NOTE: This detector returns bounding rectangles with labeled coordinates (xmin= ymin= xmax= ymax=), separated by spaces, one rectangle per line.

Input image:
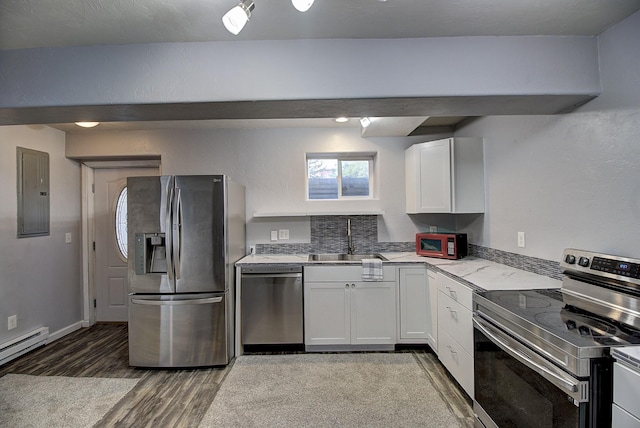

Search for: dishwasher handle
xmin=241 ymin=273 xmax=302 ymax=279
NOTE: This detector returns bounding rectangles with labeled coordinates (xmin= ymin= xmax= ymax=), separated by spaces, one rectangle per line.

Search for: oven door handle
xmin=473 ymin=316 xmax=587 ymax=401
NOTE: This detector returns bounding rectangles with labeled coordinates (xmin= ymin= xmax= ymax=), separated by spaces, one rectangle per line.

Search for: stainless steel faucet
xmin=347 ymin=218 xmax=355 ymax=255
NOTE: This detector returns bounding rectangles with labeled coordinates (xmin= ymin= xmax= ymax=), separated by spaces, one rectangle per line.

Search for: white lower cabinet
xmin=397 ymin=267 xmax=437 ymax=351
xmin=304 ymin=266 xmax=396 ymax=348
xmin=436 ymin=272 xmax=474 ymax=399
xmin=613 ymin=362 xmax=640 ymax=428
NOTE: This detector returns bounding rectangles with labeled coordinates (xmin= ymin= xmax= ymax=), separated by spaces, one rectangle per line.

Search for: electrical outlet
xmin=517 ymin=231 xmax=526 ymax=248
xmin=249 ymin=245 xmax=256 ymax=255
xmin=429 ymin=226 xmax=437 ymax=233
xmin=8 ymin=315 xmax=17 ymax=330
xmin=270 ymin=230 xmax=278 ymax=241
xmin=278 ymin=229 xmax=289 ymax=240
xmin=65 ymin=232 xmax=72 ymax=243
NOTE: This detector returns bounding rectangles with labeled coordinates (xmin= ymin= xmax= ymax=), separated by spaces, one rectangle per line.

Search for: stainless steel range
xmin=473 ymin=248 xmax=640 ymax=428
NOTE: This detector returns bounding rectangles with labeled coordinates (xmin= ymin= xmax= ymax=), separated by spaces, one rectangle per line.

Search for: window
xmin=114 ymin=186 xmax=128 ymax=259
xmin=307 ymin=153 xmax=375 ymax=200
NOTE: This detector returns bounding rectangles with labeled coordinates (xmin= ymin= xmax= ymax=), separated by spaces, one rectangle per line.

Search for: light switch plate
xmin=270 ymin=230 xmax=278 ymax=241
xmin=278 ymin=229 xmax=289 ymax=240
xmin=65 ymin=232 xmax=72 ymax=243
xmin=8 ymin=315 xmax=17 ymax=330
xmin=517 ymin=231 xmax=526 ymax=248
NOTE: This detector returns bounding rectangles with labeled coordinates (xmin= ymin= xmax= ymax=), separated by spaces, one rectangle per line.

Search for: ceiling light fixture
xmin=291 ymin=0 xmax=314 ymax=12
xmin=222 ymin=0 xmax=255 ymax=35
xmin=334 ymin=117 xmax=349 ymax=123
xmin=74 ymin=121 xmax=99 ymax=128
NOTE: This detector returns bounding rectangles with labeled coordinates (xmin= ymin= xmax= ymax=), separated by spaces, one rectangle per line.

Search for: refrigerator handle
xmin=131 ymin=296 xmax=224 ymax=306
xmin=173 ymin=188 xmax=182 ymax=280
xmin=165 ymin=183 xmax=175 ymax=282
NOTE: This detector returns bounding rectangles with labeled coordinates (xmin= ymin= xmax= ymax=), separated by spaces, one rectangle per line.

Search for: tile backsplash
xmin=256 ymin=215 xmax=413 ymax=255
xmin=255 ymin=215 xmax=561 ymax=280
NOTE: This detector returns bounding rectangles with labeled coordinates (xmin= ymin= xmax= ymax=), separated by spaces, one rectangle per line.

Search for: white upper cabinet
xmin=405 ymin=138 xmax=484 ymax=214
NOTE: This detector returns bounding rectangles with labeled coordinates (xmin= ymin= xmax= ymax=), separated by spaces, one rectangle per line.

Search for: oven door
xmin=473 ymin=315 xmax=592 ymax=428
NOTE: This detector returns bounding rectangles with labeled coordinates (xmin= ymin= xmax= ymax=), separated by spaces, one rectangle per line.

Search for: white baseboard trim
xmin=81 ymin=319 xmax=91 ymax=328
xmin=47 ymin=321 xmax=84 ymax=344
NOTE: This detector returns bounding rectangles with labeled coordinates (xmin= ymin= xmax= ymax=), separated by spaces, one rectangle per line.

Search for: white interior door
xmin=94 ymin=167 xmax=159 ymax=321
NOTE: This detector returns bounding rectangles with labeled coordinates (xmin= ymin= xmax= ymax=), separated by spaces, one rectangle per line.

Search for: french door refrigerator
xmin=127 ymin=175 xmax=245 ymax=367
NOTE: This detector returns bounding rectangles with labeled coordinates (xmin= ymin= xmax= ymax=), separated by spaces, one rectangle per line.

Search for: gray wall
xmin=455 ymin=10 xmax=640 ymax=260
xmin=66 ymin=127 xmax=451 ymax=250
xmin=0 ymin=125 xmax=82 ymax=345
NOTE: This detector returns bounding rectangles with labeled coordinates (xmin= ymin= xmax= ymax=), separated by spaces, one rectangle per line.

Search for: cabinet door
xmin=351 ymin=282 xmax=396 ymax=345
xmin=304 ymin=282 xmax=351 ymax=346
xmin=399 ymin=268 xmax=429 ymax=341
xmin=417 ymin=139 xmax=452 ymax=212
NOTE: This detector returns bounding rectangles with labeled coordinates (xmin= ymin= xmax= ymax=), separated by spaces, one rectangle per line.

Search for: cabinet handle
xmin=351 ymin=283 xmax=355 ymax=288
xmin=346 ymin=284 xmax=349 ymax=288
xmin=446 ymin=306 xmax=457 ymax=317
xmin=449 ymin=290 xmax=457 ymax=299
xmin=447 ymin=345 xmax=457 ymax=354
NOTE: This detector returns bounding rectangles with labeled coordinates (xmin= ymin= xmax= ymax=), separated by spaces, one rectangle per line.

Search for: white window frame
xmin=305 ymin=152 xmax=376 ymax=201
xmin=114 ymin=184 xmax=128 ymax=261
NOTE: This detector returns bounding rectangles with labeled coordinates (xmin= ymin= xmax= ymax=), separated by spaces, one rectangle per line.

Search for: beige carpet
xmin=0 ymin=374 xmax=139 ymax=428
xmin=199 ymin=353 xmax=463 ymax=427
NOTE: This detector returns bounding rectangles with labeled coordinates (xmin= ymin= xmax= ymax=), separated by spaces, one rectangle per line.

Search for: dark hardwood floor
xmin=0 ymin=323 xmax=474 ymax=427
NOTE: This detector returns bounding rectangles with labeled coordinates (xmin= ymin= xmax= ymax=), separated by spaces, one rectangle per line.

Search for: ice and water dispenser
xmin=134 ymin=233 xmax=167 ymax=274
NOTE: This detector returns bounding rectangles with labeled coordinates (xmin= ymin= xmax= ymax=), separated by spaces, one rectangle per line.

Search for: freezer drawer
xmin=128 ymin=293 xmax=231 ymax=367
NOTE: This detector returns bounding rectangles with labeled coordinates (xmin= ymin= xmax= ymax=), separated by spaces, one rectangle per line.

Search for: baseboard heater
xmin=0 ymin=327 xmax=49 ymax=366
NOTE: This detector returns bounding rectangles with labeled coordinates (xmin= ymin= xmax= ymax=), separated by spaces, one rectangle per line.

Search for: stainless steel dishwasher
xmin=240 ymin=265 xmax=303 ymax=347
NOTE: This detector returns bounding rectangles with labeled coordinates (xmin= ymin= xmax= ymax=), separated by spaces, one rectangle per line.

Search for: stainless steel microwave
xmin=415 ymin=233 xmax=468 ymax=259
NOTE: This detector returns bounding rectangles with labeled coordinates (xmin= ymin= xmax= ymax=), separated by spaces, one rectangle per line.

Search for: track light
xmin=292 ymin=0 xmax=314 ymax=12
xmin=222 ymin=0 xmax=255 ymax=35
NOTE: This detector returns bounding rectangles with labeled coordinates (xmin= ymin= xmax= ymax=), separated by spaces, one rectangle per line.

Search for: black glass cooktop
xmin=477 ymin=288 xmax=640 ymax=349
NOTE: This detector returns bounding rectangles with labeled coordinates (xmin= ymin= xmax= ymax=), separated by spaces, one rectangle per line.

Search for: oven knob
xmin=564 ymin=254 xmax=576 ymax=264
xmin=578 ymin=257 xmax=590 ymax=267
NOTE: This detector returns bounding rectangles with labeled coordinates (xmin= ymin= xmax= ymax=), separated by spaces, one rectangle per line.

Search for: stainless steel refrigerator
xmin=127 ymin=175 xmax=245 ymax=367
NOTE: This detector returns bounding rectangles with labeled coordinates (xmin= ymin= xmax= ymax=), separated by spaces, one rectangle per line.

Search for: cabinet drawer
xmin=614 ymin=362 xmax=640 ymax=420
xmin=304 ymin=265 xmax=395 ymax=282
xmin=438 ymin=293 xmax=473 ymax=354
xmin=437 ymin=273 xmax=472 ymax=310
xmin=438 ymin=329 xmax=474 ymax=399
xmin=612 ymin=404 xmax=640 ymax=428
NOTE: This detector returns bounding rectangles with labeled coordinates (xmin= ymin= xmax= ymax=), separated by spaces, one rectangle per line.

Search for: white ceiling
xmin=2 ymin=0 xmax=640 ymax=134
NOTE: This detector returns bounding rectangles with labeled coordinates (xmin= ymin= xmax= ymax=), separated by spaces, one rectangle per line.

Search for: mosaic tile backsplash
xmin=255 ymin=215 xmax=414 ymax=256
xmin=256 ymin=215 xmax=562 ymax=280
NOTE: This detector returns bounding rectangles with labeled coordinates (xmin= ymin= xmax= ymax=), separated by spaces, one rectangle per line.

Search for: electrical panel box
xmin=17 ymin=147 xmax=50 ymax=238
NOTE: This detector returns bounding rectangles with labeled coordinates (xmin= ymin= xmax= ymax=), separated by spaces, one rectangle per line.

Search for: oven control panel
xmin=561 ymin=248 xmax=640 ymax=285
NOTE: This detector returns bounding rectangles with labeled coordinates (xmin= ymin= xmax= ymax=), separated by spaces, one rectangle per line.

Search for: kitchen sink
xmin=308 ymin=253 xmax=388 ymax=262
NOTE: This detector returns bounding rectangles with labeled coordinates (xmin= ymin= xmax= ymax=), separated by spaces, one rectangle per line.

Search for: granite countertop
xmin=236 ymin=252 xmax=562 ymax=292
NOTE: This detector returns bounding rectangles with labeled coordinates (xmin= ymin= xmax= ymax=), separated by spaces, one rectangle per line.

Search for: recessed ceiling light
xmin=334 ymin=117 xmax=349 ymax=123
xmin=74 ymin=122 xmax=99 ymax=128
